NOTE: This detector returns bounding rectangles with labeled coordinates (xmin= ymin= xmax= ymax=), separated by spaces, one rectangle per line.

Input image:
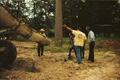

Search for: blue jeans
xmin=75 ymin=46 xmax=83 ymax=64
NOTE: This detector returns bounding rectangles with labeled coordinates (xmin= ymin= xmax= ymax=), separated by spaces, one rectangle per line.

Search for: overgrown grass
xmin=95 ymin=43 xmax=102 ymax=48
xmin=95 ymin=35 xmax=120 ymax=42
xmin=45 ymin=45 xmax=68 ymax=52
xmin=44 ymin=37 xmax=69 ymax=52
xmin=29 ymin=37 xmax=69 ymax=52
xmin=14 ymin=36 xmax=120 ymax=53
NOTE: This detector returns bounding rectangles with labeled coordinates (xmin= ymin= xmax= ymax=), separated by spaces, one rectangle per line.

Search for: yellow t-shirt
xmin=72 ymin=30 xmax=87 ymax=47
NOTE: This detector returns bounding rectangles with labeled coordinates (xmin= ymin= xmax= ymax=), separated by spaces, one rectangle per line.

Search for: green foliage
xmin=1 ymin=0 xmax=120 ymax=37
xmin=62 ymin=1 xmax=120 ymax=37
xmin=95 ymin=37 xmax=107 ymax=42
xmin=45 ymin=45 xmax=68 ymax=52
xmin=11 ymin=37 xmax=120 ymax=53
xmin=96 ymin=35 xmax=120 ymax=42
xmin=85 ymin=44 xmax=89 ymax=50
xmin=110 ymin=34 xmax=114 ymax=38
xmin=45 ymin=37 xmax=120 ymax=52
xmin=44 ymin=37 xmax=69 ymax=52
xmin=62 ymin=37 xmax=69 ymax=44
xmin=95 ymin=43 xmax=102 ymax=49
xmin=103 ymin=49 xmax=109 ymax=53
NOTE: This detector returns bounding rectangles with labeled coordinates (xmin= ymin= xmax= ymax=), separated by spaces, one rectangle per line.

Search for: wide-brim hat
xmin=40 ymin=29 xmax=45 ymax=32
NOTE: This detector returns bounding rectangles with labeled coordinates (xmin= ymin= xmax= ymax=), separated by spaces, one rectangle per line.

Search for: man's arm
xmin=62 ymin=25 xmax=73 ymax=32
xmin=84 ymin=34 xmax=87 ymax=44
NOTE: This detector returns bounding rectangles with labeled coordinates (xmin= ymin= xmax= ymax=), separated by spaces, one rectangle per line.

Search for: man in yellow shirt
xmin=62 ymin=25 xmax=86 ymax=64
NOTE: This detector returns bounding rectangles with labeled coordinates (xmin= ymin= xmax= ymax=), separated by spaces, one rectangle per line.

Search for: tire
xmin=0 ymin=40 xmax=17 ymax=67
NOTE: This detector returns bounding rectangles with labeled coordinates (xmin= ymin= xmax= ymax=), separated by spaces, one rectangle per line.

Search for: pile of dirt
xmin=97 ymin=40 xmax=120 ymax=49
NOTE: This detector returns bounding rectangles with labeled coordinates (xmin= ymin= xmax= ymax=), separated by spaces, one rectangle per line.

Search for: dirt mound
xmin=97 ymin=40 xmax=120 ymax=49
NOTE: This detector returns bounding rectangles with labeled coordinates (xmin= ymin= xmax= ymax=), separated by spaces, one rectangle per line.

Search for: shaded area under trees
xmin=0 ymin=0 xmax=120 ymax=38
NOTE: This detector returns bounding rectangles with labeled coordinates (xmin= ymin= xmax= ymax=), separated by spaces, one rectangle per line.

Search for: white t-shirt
xmin=72 ymin=30 xmax=87 ymax=47
xmin=88 ymin=30 xmax=95 ymax=43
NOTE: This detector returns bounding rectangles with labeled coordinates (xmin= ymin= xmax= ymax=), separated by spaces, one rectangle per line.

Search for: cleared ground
xmin=0 ymin=41 xmax=120 ymax=80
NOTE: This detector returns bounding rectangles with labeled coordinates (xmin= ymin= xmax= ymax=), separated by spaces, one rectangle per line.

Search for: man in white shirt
xmin=86 ymin=26 xmax=95 ymax=62
xmin=62 ymin=25 xmax=86 ymax=64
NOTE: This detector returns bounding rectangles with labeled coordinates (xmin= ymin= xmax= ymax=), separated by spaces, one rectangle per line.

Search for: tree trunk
xmin=44 ymin=0 xmax=48 ymax=37
xmin=55 ymin=0 xmax=63 ymax=47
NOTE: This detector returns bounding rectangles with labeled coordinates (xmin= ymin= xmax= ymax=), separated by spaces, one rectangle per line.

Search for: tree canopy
xmin=0 ymin=0 xmax=120 ymax=37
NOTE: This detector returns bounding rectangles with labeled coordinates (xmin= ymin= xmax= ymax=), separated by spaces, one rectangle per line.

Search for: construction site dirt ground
xmin=0 ymin=41 xmax=120 ymax=80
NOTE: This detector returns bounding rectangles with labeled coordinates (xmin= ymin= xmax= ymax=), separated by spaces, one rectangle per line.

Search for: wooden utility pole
xmin=55 ymin=0 xmax=63 ymax=47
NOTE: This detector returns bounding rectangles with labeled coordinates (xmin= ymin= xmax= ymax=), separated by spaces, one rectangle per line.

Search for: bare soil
xmin=0 ymin=41 xmax=120 ymax=80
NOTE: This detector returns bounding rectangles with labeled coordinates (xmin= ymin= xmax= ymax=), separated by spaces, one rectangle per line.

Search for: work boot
xmin=38 ymin=54 xmax=40 ymax=57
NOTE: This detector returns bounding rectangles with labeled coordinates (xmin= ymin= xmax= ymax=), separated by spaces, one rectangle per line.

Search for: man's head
xmin=77 ymin=28 xmax=82 ymax=31
xmin=40 ymin=29 xmax=45 ymax=34
xmin=86 ymin=26 xmax=90 ymax=32
xmin=69 ymin=32 xmax=72 ymax=36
